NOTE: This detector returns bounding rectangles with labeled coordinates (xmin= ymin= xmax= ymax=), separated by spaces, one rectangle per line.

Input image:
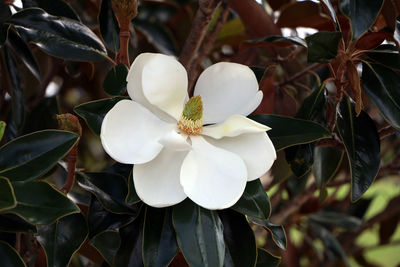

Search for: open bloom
xmin=100 ymin=53 xmax=276 ymax=210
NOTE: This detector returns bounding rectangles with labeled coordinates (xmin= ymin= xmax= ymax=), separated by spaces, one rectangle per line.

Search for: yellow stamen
xmin=178 ymin=96 xmax=203 ymax=135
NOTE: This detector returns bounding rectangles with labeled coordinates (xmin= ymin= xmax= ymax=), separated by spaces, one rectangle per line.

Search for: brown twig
xmin=278 ymin=63 xmax=322 ymax=88
xmin=62 ymin=144 xmax=78 ymax=193
xmin=187 ymin=0 xmax=231 ymax=92
xmin=179 ymin=0 xmax=221 ymax=74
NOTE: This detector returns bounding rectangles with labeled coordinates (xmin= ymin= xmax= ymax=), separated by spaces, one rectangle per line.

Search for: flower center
xmin=177 ymin=95 xmax=203 ymax=135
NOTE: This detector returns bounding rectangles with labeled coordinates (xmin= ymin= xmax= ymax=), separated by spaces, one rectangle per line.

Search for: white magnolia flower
xmin=100 ymin=53 xmax=276 ymax=210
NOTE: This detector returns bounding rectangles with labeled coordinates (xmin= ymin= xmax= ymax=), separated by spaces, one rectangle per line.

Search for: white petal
xmin=180 ymin=136 xmax=247 ymax=210
xmin=133 ymin=148 xmax=187 ymax=207
xmin=159 ymin=130 xmax=191 ymax=151
xmin=100 ymin=100 xmax=174 ymax=164
xmin=202 ymin=114 xmax=270 ymax=139
xmin=142 ymin=54 xmax=188 ymax=120
xmin=237 ymin=90 xmax=263 ymax=116
xmin=194 ymin=62 xmax=261 ymax=124
xmin=206 ymin=132 xmax=276 ymax=181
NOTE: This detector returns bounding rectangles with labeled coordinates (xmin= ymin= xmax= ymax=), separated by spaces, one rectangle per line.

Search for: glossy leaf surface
xmin=219 ymin=210 xmax=256 ymax=267
xmin=77 ymin=172 xmax=136 ymax=214
xmin=0 ymin=241 xmax=26 ymax=267
xmin=305 ymin=31 xmax=342 ymax=63
xmin=90 ymin=230 xmax=121 ymax=266
xmin=0 ymin=176 xmax=16 ymax=212
xmin=99 ymin=0 xmax=119 ymax=51
xmin=244 ymin=36 xmax=306 ymax=48
xmin=114 ymin=211 xmax=145 ymax=267
xmin=6 ymin=29 xmax=40 ymax=80
xmin=256 ymin=249 xmax=281 ymax=267
xmin=0 ymin=130 xmax=79 ymax=182
xmin=251 ymin=115 xmax=330 ymax=151
xmin=248 ymin=218 xmax=287 ymax=250
xmin=36 ymin=213 xmax=88 ymax=267
xmin=7 ymin=8 xmax=107 ymax=61
xmin=28 ymin=0 xmax=80 ymax=21
xmin=362 ymin=62 xmax=400 ymax=130
xmin=8 ymin=181 xmax=79 ymax=224
xmin=173 ymin=200 xmax=225 ymax=267
xmin=3 ymin=45 xmax=25 ymax=133
xmin=232 ymin=179 xmax=271 ymax=220
xmin=340 ymin=0 xmax=384 ymax=39
xmin=88 ymin=196 xmax=138 ymax=239
xmin=365 ymin=45 xmax=400 ymax=71
xmin=103 ymin=64 xmax=128 ymax=96
xmin=143 ymin=207 xmax=178 ymax=267
xmin=313 ymin=146 xmax=343 ymax=188
xmin=336 ymin=98 xmax=380 ymax=201
xmin=74 ymin=97 xmax=125 ymax=135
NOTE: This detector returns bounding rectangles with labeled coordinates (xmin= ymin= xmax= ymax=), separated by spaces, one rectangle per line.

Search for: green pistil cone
xmin=183 ymin=96 xmax=203 ymax=121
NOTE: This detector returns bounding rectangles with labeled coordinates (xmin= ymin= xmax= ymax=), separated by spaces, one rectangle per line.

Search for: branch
xmin=316 ymin=136 xmax=344 ymax=151
xmin=187 ymin=0 xmax=231 ymax=93
xmin=278 ymin=63 xmax=322 ymax=88
xmin=379 ymin=125 xmax=396 ymax=140
xmin=179 ymin=0 xmax=221 ymax=73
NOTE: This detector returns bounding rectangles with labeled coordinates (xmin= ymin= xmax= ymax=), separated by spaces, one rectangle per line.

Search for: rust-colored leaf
xmin=355 ymin=32 xmax=392 ymax=51
xmin=276 ymin=1 xmax=331 ymax=29
xmin=254 ymin=73 xmax=276 ymax=114
xmin=346 ymin=60 xmax=362 ymax=115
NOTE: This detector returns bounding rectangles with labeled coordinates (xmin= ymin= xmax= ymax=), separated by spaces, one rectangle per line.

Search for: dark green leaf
xmin=99 ymin=0 xmax=119 ymax=51
xmin=250 ymin=67 xmax=265 ymax=83
xmin=248 ymin=218 xmax=286 ymax=250
xmin=0 ymin=214 xmax=37 ymax=233
xmin=173 ymin=200 xmax=225 ymax=267
xmin=0 ymin=130 xmax=79 ymax=182
xmin=320 ymin=0 xmax=340 ymax=31
xmin=90 ymin=230 xmax=121 ymax=266
xmin=336 ymin=97 xmax=380 ymax=201
xmin=3 ymin=45 xmax=25 ymax=133
xmin=362 ymin=62 xmax=400 ymax=130
xmin=250 ymin=115 xmax=330 ymax=151
xmin=6 ymin=29 xmax=40 ymax=80
xmin=143 ymin=207 xmax=178 ymax=267
xmin=103 ymin=64 xmax=128 ymax=96
xmin=219 ymin=210 xmax=256 ymax=267
xmin=114 ymin=210 xmax=145 ymax=267
xmin=88 ymin=196 xmax=138 ymax=239
xmin=34 ymin=0 xmax=79 ymax=21
xmin=285 ymin=144 xmax=314 ymax=177
xmin=310 ymin=222 xmax=349 ymax=265
xmin=245 ymin=35 xmax=306 ymax=47
xmin=135 ymin=19 xmax=177 ymax=56
xmin=0 ymin=177 xmax=16 ymax=212
xmin=0 ymin=241 xmax=26 ymax=267
xmin=309 ymin=211 xmax=362 ymax=228
xmin=74 ymin=97 xmax=126 ymax=135
xmin=7 ymin=8 xmax=107 ymax=62
xmin=36 ymin=213 xmax=88 ymax=267
xmin=126 ymin=171 xmax=141 ymax=205
xmin=256 ymin=249 xmax=281 ymax=267
xmin=340 ymin=0 xmax=384 ymax=39
xmin=77 ymin=172 xmax=136 ymax=214
xmin=8 ymin=181 xmax=79 ymax=224
xmin=296 ymin=83 xmax=327 ymax=122
xmin=365 ymin=45 xmax=400 ymax=70
xmin=313 ymin=146 xmax=343 ymax=188
xmin=306 ymin=31 xmax=342 ymax=63
xmin=232 ymin=179 xmax=271 ymax=220
xmin=0 ymin=121 xmax=5 ymax=141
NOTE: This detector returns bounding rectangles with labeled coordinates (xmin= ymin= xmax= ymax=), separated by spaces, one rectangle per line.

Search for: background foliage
xmin=0 ymin=0 xmax=400 ymax=266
